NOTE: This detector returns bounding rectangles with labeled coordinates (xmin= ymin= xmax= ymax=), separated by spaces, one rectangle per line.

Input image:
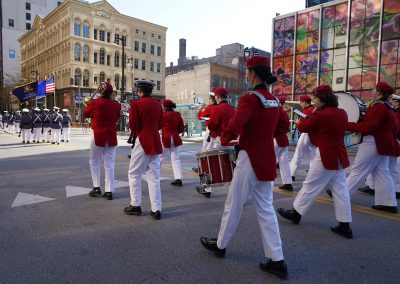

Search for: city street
xmin=0 ymin=129 xmax=399 ymax=283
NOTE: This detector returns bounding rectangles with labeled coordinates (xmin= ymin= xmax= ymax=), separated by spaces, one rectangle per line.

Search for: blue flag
xmin=12 ymin=81 xmax=38 ymax=103
xmin=37 ymin=80 xmax=46 ymax=98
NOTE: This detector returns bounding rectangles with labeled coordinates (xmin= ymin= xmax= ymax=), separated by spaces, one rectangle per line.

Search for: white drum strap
xmin=246 ymin=91 xmax=280 ymax=108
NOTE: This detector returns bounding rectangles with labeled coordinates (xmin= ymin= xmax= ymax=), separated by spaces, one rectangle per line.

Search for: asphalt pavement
xmin=0 ymin=129 xmax=399 ymax=283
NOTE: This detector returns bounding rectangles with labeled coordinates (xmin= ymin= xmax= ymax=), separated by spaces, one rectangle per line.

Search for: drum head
xmin=336 ymin=93 xmax=360 ymax=123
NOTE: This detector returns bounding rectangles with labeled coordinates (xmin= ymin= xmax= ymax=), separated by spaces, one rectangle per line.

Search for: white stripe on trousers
xmin=217 ymin=150 xmax=284 ymax=261
xmin=128 ymin=140 xmax=161 ymax=212
xmin=346 ymin=136 xmax=396 ymax=206
xmin=274 ymin=140 xmax=292 ymax=185
xmin=293 ymin=148 xmax=352 ymax=222
xmin=89 ymin=137 xmax=117 ymax=192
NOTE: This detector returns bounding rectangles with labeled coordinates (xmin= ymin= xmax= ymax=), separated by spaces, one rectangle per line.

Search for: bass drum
xmin=336 ymin=92 xmax=367 ymax=122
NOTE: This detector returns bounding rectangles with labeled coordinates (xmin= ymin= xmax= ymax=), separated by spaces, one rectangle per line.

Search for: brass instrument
xmin=82 ymin=82 xmax=108 ymax=107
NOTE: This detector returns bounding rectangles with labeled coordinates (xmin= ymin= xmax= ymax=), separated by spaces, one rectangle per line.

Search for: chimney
xmin=179 ymin=38 xmax=186 ymax=59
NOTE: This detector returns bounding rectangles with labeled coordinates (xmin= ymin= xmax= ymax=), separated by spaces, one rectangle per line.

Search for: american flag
xmin=45 ymin=75 xmax=55 ymax=93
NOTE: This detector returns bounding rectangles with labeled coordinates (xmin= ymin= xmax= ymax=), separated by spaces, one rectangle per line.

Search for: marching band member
xmin=200 ymin=55 xmax=288 ymax=279
xmin=21 ymin=108 xmax=32 ymax=143
xmin=32 ymin=107 xmax=42 ymax=143
xmin=15 ymin=110 xmax=21 ymax=134
xmin=278 ymin=85 xmax=353 ymax=239
xmin=290 ymin=95 xmax=315 ymax=181
xmin=125 ymin=80 xmax=163 ymax=220
xmin=197 ymin=92 xmax=217 ymax=149
xmin=51 ymin=107 xmax=63 ymax=145
xmin=341 ymin=82 xmax=398 ymax=213
xmin=274 ymin=97 xmax=293 ymax=191
xmin=41 ymin=108 xmax=52 ymax=143
xmin=84 ymin=82 xmax=121 ymax=200
xmin=1 ymin=110 xmax=8 ymax=131
xmin=7 ymin=111 xmax=15 ymax=134
xmin=161 ymin=99 xmax=185 ymax=187
xmin=61 ymin=109 xmax=72 ymax=142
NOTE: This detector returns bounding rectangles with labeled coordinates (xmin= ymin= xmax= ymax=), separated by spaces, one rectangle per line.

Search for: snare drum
xmin=196 ymin=147 xmax=236 ymax=187
xmin=336 ymin=92 xmax=367 ymax=122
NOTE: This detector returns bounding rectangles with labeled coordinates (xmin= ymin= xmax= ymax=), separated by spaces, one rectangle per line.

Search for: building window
xmin=83 ymin=45 xmax=89 ymax=62
xmin=143 ymin=31 xmax=146 ymax=35
xmin=83 ymin=70 xmax=89 ymax=87
xmin=107 ymin=32 xmax=111 ymax=43
xmin=158 ymin=35 xmax=161 ymax=40
xmin=94 ymin=52 xmax=98 ymax=64
xmin=99 ymin=30 xmax=105 ymax=41
xmin=94 ymin=29 xmax=98 ymax=40
xmin=150 ymin=62 xmax=154 ymax=72
xmin=9 ymin=50 xmax=15 ymax=58
xmin=26 ymin=13 xmax=31 ymax=21
xmin=83 ymin=23 xmax=90 ymax=38
xmin=141 ymin=60 xmax=146 ymax=70
xmin=157 ymin=81 xmax=161 ymax=91
xmin=114 ymin=51 xmax=120 ymax=67
xmin=142 ymin=43 xmax=146 ymax=53
xmin=99 ymin=48 xmax=105 ymax=64
xmin=150 ymin=44 xmax=155 ymax=55
xmin=26 ymin=23 xmax=31 ymax=30
xmin=114 ymin=33 xmax=120 ymax=44
xmin=94 ymin=76 xmax=98 ymax=85
xmin=74 ymin=21 xmax=81 ymax=36
xmin=134 ymin=59 xmax=139 ymax=69
xmin=115 ymin=74 xmax=120 ymax=91
xmin=9 ymin=19 xmax=14 ymax=27
xmin=134 ymin=41 xmax=139 ymax=52
xmin=57 ymin=1 xmax=62 ymax=6
xmin=157 ymin=63 xmax=161 ymax=73
xmin=26 ymin=2 xmax=31 ymax=10
xmin=157 ymin=46 xmax=161 ymax=56
xmin=74 ymin=69 xmax=81 ymax=86
xmin=100 ymin=72 xmax=105 ymax=82
xmin=107 ymin=54 xmax=111 ymax=66
xmin=74 ymin=43 xmax=81 ymax=61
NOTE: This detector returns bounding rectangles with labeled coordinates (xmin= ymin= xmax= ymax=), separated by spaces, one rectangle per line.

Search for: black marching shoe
xmin=330 ymin=222 xmax=353 ymax=239
xmin=124 ymin=205 xmax=142 ymax=216
xmin=259 ymin=259 xmax=288 ymax=280
xmin=371 ymin=205 xmax=398 ymax=214
xmin=27 ymin=141 xmax=30 ymax=144
xmin=51 ymin=142 xmax=55 ymax=144
xmin=279 ymin=184 xmax=293 ymax=192
xmin=291 ymin=176 xmax=295 ymax=182
xmin=200 ymin=237 xmax=226 ymax=258
xmin=358 ymin=186 xmax=375 ymax=195
xmin=326 ymin=189 xmax=333 ymax=198
xmin=277 ymin=208 xmax=301 ymax=224
xmin=32 ymin=140 xmax=36 ymax=143
xmin=196 ymin=186 xmax=211 ymax=198
xmin=171 ymin=179 xmax=183 ymax=187
xmin=88 ymin=187 xmax=101 ymax=197
xmin=61 ymin=139 xmax=64 ymax=142
xmin=36 ymin=141 xmax=39 ymax=143
xmin=22 ymin=141 xmax=25 ymax=143
xmin=102 ymin=192 xmax=113 ymax=200
xmin=276 ymin=163 xmax=280 ymax=169
xmin=150 ymin=210 xmax=161 ymax=220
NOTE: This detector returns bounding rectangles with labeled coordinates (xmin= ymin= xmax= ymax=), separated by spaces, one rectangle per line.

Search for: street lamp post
xmin=114 ymin=36 xmax=126 ymax=102
xmin=31 ymin=70 xmax=39 ymax=107
xmin=127 ymin=55 xmax=134 ymax=100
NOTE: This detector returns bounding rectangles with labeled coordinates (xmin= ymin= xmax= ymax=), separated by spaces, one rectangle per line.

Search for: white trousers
xmin=52 ymin=129 xmax=61 ymax=144
xmin=33 ymin=128 xmax=41 ymax=141
xmin=15 ymin=122 xmax=20 ymax=133
xmin=347 ymin=136 xmax=397 ymax=206
xmin=202 ymin=128 xmax=211 ymax=149
xmin=217 ymin=150 xmax=284 ymax=261
xmin=366 ymin=156 xmax=400 ymax=193
xmin=89 ymin=138 xmax=117 ymax=192
xmin=7 ymin=124 xmax=15 ymax=134
xmin=128 ymin=140 xmax=161 ymax=212
xmin=62 ymin=127 xmax=71 ymax=141
xmin=293 ymin=148 xmax=352 ymax=222
xmin=274 ymin=140 xmax=292 ymax=185
xmin=161 ymin=138 xmax=182 ymax=180
xmin=42 ymin=127 xmax=51 ymax=142
xmin=22 ymin=129 xmax=31 ymax=142
xmin=290 ymin=133 xmax=315 ymax=176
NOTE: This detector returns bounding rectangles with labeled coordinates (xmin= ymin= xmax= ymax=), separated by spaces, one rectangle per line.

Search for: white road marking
xmin=11 ymin=192 xmax=55 ymax=208
xmin=65 ymin=185 xmax=92 ymax=197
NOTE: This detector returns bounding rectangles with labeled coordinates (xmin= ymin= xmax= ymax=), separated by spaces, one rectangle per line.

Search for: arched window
xmin=114 ymin=74 xmax=120 ymax=91
xmin=83 ymin=45 xmax=89 ymax=62
xmin=83 ymin=69 xmax=89 ymax=87
xmin=114 ymin=51 xmax=120 ymax=67
xmin=74 ymin=68 xmax=81 ymax=86
xmin=74 ymin=19 xmax=81 ymax=36
xmin=83 ymin=22 xmax=90 ymax=38
xmin=100 ymin=48 xmax=105 ymax=64
xmin=99 ymin=71 xmax=105 ymax=83
xmin=74 ymin=43 xmax=81 ymax=61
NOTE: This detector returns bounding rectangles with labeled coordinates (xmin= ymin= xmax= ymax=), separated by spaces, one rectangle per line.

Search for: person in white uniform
xmin=14 ymin=110 xmax=21 ymax=135
xmin=20 ymin=109 xmax=32 ymax=143
xmin=41 ymin=108 xmax=52 ymax=143
xmin=51 ymin=107 xmax=63 ymax=145
xmin=61 ymin=109 xmax=72 ymax=142
xmin=32 ymin=108 xmax=42 ymax=143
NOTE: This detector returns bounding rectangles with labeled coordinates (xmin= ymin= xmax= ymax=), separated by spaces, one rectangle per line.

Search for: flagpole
xmin=53 ymin=75 xmax=56 ymax=107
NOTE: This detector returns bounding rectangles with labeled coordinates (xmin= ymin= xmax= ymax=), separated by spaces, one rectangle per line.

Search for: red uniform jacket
xmin=221 ymin=86 xmax=280 ymax=181
xmin=197 ymin=104 xmax=214 ymax=120
xmin=302 ymin=105 xmax=315 ymax=116
xmin=207 ymin=101 xmax=235 ymax=138
xmin=83 ymin=97 xmax=120 ymax=147
xmin=162 ymin=110 xmax=184 ymax=148
xmin=298 ymin=106 xmax=350 ymax=170
xmin=129 ymin=97 xmax=163 ymax=155
xmin=392 ymin=110 xmax=400 ymax=156
xmin=347 ymin=101 xmax=398 ymax=156
xmin=274 ymin=107 xmax=290 ymax=147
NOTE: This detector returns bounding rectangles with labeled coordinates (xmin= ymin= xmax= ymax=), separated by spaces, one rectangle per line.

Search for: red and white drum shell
xmin=196 ymin=147 xmax=236 ymax=186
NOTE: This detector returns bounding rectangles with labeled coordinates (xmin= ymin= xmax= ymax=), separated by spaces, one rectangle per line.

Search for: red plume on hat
xmin=162 ymin=99 xmax=174 ymax=106
xmin=299 ymin=95 xmax=312 ymax=103
xmin=313 ymin=85 xmax=333 ymax=96
xmin=376 ymin=81 xmax=394 ymax=95
xmin=245 ymin=55 xmax=270 ymax=69
xmin=213 ymin=87 xmax=228 ymax=97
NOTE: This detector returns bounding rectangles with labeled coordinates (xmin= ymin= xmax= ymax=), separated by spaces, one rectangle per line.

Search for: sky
xmin=89 ymin=0 xmax=306 ymax=65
